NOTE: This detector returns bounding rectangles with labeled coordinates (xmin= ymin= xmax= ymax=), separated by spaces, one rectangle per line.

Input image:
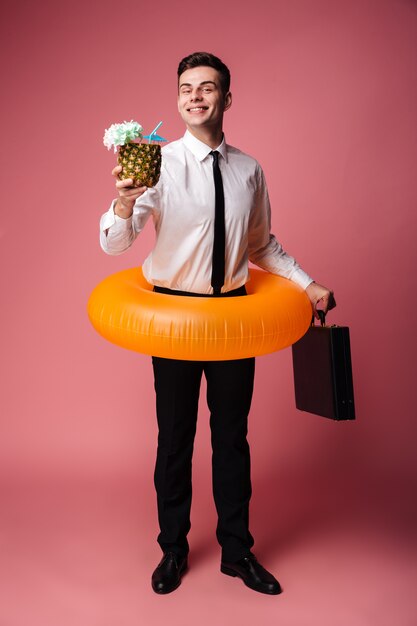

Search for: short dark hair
xmin=177 ymin=52 xmax=231 ymax=96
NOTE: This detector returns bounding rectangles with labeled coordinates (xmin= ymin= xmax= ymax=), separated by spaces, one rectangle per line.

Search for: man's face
xmin=177 ymin=66 xmax=232 ymax=135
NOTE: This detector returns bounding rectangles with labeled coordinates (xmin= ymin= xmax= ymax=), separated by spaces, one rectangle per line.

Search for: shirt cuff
xmin=100 ymin=200 xmax=133 ymax=233
xmin=290 ymin=268 xmax=314 ymax=290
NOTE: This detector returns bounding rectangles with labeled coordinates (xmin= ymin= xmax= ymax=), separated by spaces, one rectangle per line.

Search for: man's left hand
xmin=305 ymin=282 xmax=336 ymax=319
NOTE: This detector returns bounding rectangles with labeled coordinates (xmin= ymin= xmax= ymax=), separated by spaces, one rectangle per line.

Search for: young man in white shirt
xmin=100 ymin=52 xmax=334 ymax=595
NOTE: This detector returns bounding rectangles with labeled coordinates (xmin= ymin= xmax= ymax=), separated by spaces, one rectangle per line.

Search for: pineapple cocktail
xmin=103 ymin=120 xmax=167 ymax=188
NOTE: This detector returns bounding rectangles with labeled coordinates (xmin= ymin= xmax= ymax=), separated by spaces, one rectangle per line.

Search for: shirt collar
xmin=183 ymin=130 xmax=228 ymax=163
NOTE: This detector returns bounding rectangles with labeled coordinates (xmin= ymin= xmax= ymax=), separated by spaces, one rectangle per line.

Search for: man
xmin=100 ymin=52 xmax=334 ymax=595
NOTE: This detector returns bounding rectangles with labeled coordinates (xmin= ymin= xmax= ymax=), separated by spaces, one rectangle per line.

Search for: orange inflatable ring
xmin=87 ymin=267 xmax=311 ymax=360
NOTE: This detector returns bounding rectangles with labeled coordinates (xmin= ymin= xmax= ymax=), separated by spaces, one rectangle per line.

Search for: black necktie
xmin=210 ymin=150 xmax=225 ymax=295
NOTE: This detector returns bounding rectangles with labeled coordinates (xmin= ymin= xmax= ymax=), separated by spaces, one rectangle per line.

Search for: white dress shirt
xmin=100 ymin=130 xmax=313 ymax=294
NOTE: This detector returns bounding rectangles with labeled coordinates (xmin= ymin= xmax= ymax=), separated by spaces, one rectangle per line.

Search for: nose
xmin=190 ymin=89 xmax=203 ymax=101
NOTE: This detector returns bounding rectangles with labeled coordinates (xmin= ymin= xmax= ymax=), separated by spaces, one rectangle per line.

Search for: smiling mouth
xmin=187 ymin=107 xmax=208 ymax=112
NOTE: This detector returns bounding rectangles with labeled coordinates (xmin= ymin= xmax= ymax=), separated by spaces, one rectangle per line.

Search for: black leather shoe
xmin=221 ymin=554 xmax=282 ymax=595
xmin=151 ymin=552 xmax=188 ymax=594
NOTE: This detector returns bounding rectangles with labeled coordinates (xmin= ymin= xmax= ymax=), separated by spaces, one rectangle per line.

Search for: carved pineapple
xmin=117 ymin=143 xmax=161 ymax=188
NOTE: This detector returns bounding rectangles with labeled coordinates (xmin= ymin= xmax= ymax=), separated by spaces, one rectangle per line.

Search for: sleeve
xmin=248 ymin=165 xmax=314 ymax=290
xmin=99 ymin=186 xmax=160 ymax=255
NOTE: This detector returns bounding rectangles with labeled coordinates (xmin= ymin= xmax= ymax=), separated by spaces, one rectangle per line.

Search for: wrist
xmin=114 ymin=198 xmax=134 ymax=219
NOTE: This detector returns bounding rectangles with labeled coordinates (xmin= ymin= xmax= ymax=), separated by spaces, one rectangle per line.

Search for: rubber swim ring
xmin=87 ymin=267 xmax=311 ymax=361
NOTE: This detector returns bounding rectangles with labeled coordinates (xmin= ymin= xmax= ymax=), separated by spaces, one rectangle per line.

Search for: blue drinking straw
xmin=143 ymin=121 xmax=167 ymax=143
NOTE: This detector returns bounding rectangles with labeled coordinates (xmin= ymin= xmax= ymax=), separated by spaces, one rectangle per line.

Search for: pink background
xmin=1 ymin=0 xmax=416 ymax=624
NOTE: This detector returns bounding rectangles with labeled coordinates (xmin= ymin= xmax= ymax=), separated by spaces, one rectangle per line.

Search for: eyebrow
xmin=179 ymin=80 xmax=217 ymax=89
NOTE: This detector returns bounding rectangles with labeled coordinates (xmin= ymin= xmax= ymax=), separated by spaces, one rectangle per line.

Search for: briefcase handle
xmin=311 ymin=310 xmax=326 ymax=327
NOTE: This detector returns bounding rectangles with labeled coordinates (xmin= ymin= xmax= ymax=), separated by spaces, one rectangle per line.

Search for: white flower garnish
xmin=103 ymin=120 xmax=143 ymax=153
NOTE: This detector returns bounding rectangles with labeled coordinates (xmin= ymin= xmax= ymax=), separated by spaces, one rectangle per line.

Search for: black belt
xmin=153 ymin=285 xmax=247 ymax=298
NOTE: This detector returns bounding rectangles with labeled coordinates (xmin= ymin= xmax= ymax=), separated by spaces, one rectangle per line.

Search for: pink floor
xmin=1 ymin=469 xmax=415 ymax=626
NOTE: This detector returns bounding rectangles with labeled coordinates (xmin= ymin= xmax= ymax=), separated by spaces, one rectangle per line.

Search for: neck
xmin=186 ymin=126 xmax=224 ymax=149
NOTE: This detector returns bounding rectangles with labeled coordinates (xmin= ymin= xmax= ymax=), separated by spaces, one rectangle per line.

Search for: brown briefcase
xmin=292 ymin=311 xmax=355 ymax=420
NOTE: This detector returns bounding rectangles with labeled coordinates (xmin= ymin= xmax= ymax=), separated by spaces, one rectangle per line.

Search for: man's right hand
xmin=112 ymin=165 xmax=147 ymax=219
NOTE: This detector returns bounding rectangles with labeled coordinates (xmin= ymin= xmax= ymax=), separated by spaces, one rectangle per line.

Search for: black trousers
xmin=152 ymin=285 xmax=255 ymax=562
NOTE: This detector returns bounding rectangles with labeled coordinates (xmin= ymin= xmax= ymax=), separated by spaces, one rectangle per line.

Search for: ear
xmin=224 ymin=91 xmax=232 ymax=112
